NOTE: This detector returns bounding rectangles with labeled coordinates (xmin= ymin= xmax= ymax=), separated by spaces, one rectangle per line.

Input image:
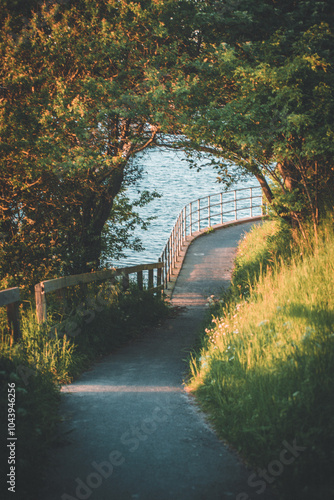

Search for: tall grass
xmin=187 ymin=218 xmax=334 ymax=500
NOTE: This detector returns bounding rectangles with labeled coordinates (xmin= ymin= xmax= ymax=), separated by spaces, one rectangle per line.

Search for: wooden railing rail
xmin=159 ymin=186 xmax=264 ymax=288
xmin=0 ymin=287 xmax=21 ymax=341
xmin=35 ymin=262 xmax=164 ymax=323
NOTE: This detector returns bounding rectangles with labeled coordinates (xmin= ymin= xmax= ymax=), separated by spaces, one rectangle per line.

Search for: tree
xmin=173 ymin=0 xmax=334 ymax=239
xmin=0 ymin=0 xmax=199 ymax=289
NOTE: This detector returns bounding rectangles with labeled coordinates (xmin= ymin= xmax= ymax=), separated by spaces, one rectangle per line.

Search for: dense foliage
xmin=174 ymin=0 xmax=334 ymax=238
xmin=0 ymin=0 xmax=199 ymax=289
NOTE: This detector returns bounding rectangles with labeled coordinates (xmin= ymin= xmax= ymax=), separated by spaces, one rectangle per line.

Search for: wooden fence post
xmin=137 ymin=271 xmax=143 ymax=291
xmin=35 ymin=283 xmax=47 ymax=323
xmin=148 ymin=269 xmax=154 ymax=290
xmin=157 ymin=265 xmax=162 ymax=297
xmin=6 ymin=302 xmax=20 ymax=343
xmin=0 ymin=287 xmax=21 ymax=343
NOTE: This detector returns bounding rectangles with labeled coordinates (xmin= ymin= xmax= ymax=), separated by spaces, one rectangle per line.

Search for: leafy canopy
xmin=174 ymin=0 xmax=334 ymax=235
xmin=0 ymin=0 xmax=199 ymax=289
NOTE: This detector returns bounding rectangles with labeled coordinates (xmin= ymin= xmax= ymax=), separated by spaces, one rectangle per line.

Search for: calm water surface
xmin=110 ymin=148 xmax=258 ymax=266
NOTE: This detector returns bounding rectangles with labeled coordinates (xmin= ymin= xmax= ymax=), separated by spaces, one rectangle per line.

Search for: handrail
xmin=159 ymin=186 xmax=264 ymax=288
xmin=35 ymin=262 xmax=164 ymax=323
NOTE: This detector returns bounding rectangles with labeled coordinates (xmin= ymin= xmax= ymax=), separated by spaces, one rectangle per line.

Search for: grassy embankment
xmin=187 ymin=217 xmax=334 ymax=500
xmin=0 ymin=282 xmax=169 ymax=499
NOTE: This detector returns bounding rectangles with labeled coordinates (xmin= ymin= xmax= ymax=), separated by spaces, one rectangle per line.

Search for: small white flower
xmin=258 ymin=320 xmax=269 ymax=327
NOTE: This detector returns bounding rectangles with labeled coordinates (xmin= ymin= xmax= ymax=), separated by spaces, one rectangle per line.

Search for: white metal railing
xmin=159 ymin=186 xmax=264 ymax=288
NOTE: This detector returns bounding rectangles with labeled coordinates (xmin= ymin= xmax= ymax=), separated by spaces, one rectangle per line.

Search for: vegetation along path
xmin=42 ymin=221 xmax=275 ymax=500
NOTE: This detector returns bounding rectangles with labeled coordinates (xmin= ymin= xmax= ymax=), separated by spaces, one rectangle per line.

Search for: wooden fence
xmin=0 ymin=287 xmax=21 ymax=341
xmin=35 ymin=261 xmax=163 ymax=323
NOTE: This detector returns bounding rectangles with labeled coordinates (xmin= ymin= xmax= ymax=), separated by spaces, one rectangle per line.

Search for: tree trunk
xmin=69 ymin=166 xmax=125 ymax=274
xmin=253 ymin=170 xmax=274 ymax=204
xmin=276 ymin=161 xmax=297 ymax=192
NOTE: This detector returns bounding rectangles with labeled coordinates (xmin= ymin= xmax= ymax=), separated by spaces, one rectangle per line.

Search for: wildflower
xmin=207 ymin=295 xmax=216 ymax=305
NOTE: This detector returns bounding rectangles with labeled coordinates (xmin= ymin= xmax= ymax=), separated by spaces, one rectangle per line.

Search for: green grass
xmin=187 ymin=217 xmax=334 ymax=500
xmin=0 ymin=282 xmax=170 ymax=499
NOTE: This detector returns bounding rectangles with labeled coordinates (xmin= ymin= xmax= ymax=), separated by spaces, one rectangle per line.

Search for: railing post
xmin=185 ymin=207 xmax=187 ymax=238
xmin=168 ymin=237 xmax=171 ymax=281
xmin=6 ymin=302 xmax=20 ymax=343
xmin=250 ymin=187 xmax=253 ymax=217
xmin=35 ymin=282 xmax=47 ymax=323
xmin=137 ymin=270 xmax=143 ymax=291
xmin=234 ymin=190 xmax=237 ymax=220
xmin=148 ymin=269 xmax=154 ymax=289
xmin=157 ymin=259 xmax=162 ymax=293
xmin=198 ymin=199 xmax=200 ymax=231
xmin=208 ymin=195 xmax=211 ymax=227
xmin=189 ymin=202 xmax=192 ymax=235
xmin=163 ymin=248 xmax=167 ymax=288
xmin=177 ymin=216 xmax=181 ymax=254
xmin=177 ymin=216 xmax=182 ymax=253
xmin=184 ymin=205 xmax=187 ymax=238
xmin=180 ymin=208 xmax=183 ymax=245
xmin=220 ymin=192 xmax=223 ymax=224
xmin=172 ymin=225 xmax=175 ymax=270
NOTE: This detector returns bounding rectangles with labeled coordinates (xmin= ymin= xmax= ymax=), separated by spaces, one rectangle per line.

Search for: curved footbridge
xmin=42 ymin=218 xmax=276 ymax=500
